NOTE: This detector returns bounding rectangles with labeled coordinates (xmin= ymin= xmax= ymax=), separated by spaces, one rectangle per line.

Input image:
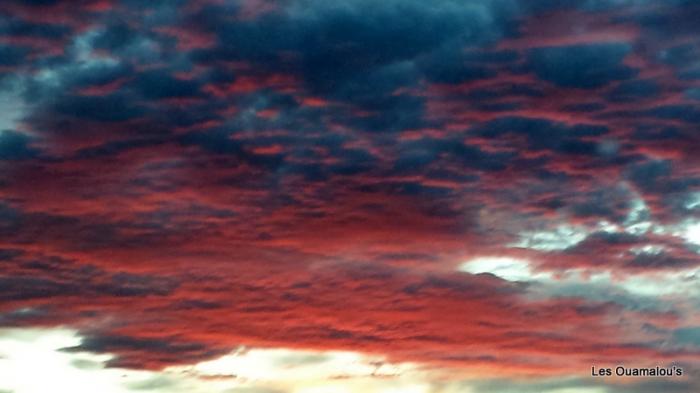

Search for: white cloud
xmin=510 ymin=224 xmax=589 ymax=251
xmin=684 ymin=192 xmax=700 ymax=210
xmin=0 ymin=328 xmax=428 ymax=393
xmin=0 ymin=80 xmax=27 ymax=132
xmin=458 ymin=256 xmax=547 ymax=282
xmin=683 ymin=221 xmax=700 ymax=246
xmin=187 ymin=346 xmax=415 ymax=383
xmin=0 ymin=328 xmax=136 ymax=393
xmin=459 ymin=256 xmax=700 ymax=298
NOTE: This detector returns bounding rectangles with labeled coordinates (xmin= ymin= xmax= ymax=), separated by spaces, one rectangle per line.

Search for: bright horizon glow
xmin=0 ymin=327 xmax=619 ymax=393
xmin=0 ymin=328 xmax=435 ymax=393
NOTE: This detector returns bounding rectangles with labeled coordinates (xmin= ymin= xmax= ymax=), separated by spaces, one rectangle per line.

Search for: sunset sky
xmin=1 ymin=0 xmax=699 ymax=392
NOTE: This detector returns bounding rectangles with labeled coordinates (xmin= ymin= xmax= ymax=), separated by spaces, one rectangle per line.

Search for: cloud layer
xmin=0 ymin=0 xmax=699 ymax=391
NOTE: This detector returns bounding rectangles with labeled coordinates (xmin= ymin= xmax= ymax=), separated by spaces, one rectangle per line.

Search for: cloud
xmin=0 ymin=0 xmax=699 ymax=391
xmin=527 ymin=43 xmax=637 ymax=89
xmin=63 ymin=334 xmax=227 ymax=369
xmin=0 ymin=131 xmax=38 ymax=160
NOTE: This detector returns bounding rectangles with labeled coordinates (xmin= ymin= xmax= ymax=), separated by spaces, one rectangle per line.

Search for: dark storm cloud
xmin=71 ymin=137 xmax=166 ymax=160
xmin=659 ymin=43 xmax=698 ymax=67
xmin=0 ymin=272 xmax=177 ymax=302
xmin=601 ymin=107 xmax=700 ymax=129
xmin=0 ymin=253 xmax=178 ymax=303
xmin=634 ymin=0 xmax=700 ymax=38
xmin=627 ymin=160 xmax=700 ymax=195
xmin=0 ymin=276 xmax=75 ymax=301
xmin=63 ymin=333 xmax=227 ymax=369
xmin=0 ymin=248 xmax=23 ymax=261
xmin=341 ymin=93 xmax=430 ymax=133
xmin=418 ymin=48 xmax=498 ymax=84
xmin=0 ymin=17 xmax=71 ymax=40
xmin=0 ymin=131 xmax=39 ymax=160
xmin=51 ymin=93 xmax=145 ymax=122
xmin=412 ymin=29 xmax=513 ymax=88
xmin=92 ymin=22 xmax=140 ymax=52
xmin=66 ymin=334 xmax=204 ymax=354
xmin=463 ymin=83 xmax=544 ymax=101
xmin=561 ymin=102 xmax=606 ymax=113
xmin=197 ymin=0 xmax=515 ymax=78
xmin=607 ymin=79 xmax=660 ymax=102
xmin=570 ymin=187 xmax=633 ymax=222
xmin=12 ymin=0 xmax=62 ymax=5
xmin=471 ymin=116 xmax=609 ymax=156
xmin=0 ymin=45 xmax=29 ymax=67
xmin=625 ymin=253 xmax=698 ymax=270
xmin=679 ymin=68 xmax=700 ymax=80
xmin=396 ymin=137 xmax=513 ymax=173
xmin=178 ymin=130 xmax=286 ymax=169
xmin=527 ymin=43 xmax=636 ymax=89
xmin=131 ymin=69 xmax=202 ymax=100
xmin=187 ymin=0 xmax=520 ymax=131
xmin=686 ymin=88 xmax=700 ymax=101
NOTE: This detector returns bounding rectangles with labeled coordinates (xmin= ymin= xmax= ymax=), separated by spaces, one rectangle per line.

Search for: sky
xmin=0 ymin=0 xmax=699 ymax=392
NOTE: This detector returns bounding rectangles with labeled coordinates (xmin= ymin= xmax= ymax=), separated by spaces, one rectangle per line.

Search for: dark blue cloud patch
xmin=0 ymin=248 xmax=23 ymax=261
xmin=92 ymin=22 xmax=140 ymax=52
xmin=658 ymin=43 xmax=697 ymax=67
xmin=0 ymin=44 xmax=29 ymax=67
xmin=51 ymin=92 xmax=145 ymax=122
xmin=0 ymin=17 xmax=71 ymax=41
xmin=686 ymin=88 xmax=700 ymax=101
xmin=464 ymin=83 xmax=544 ymax=101
xmin=0 ymin=130 xmax=39 ymax=160
xmin=527 ymin=43 xmax=637 ymax=89
xmin=396 ymin=137 xmax=513 ymax=173
xmin=645 ymin=105 xmax=700 ymax=123
xmin=421 ymin=48 xmax=520 ymax=86
xmin=328 ymin=148 xmax=377 ymax=176
xmin=341 ymin=94 xmax=429 ymax=133
xmin=561 ymin=102 xmax=606 ymax=112
xmin=607 ymin=79 xmax=660 ymax=102
xmin=189 ymin=0 xmax=520 ymax=131
xmin=679 ymin=68 xmax=700 ymax=80
xmin=8 ymin=0 xmax=61 ymax=5
xmin=419 ymin=49 xmax=497 ymax=84
xmin=178 ymin=130 xmax=286 ymax=170
xmin=632 ymin=126 xmax=684 ymax=141
xmin=69 ymin=62 xmax=133 ymax=92
xmin=635 ymin=1 xmax=700 ymax=38
xmin=570 ymin=187 xmax=634 ymax=222
xmin=62 ymin=333 xmax=228 ymax=369
xmin=72 ymin=137 xmax=165 ymax=160
xmin=627 ymin=159 xmax=700 ymax=195
xmin=0 ymin=260 xmax=178 ymax=302
xmin=358 ymin=181 xmax=455 ymax=199
xmin=672 ymin=327 xmax=700 ymax=349
xmin=471 ymin=116 xmax=609 ymax=157
xmin=657 ymin=43 xmax=700 ymax=79
xmin=625 ymin=253 xmax=698 ymax=270
xmin=132 ymin=69 xmax=202 ymax=100
xmin=625 ymin=159 xmax=700 ymax=221
xmin=286 ymin=0 xmax=509 ymax=83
